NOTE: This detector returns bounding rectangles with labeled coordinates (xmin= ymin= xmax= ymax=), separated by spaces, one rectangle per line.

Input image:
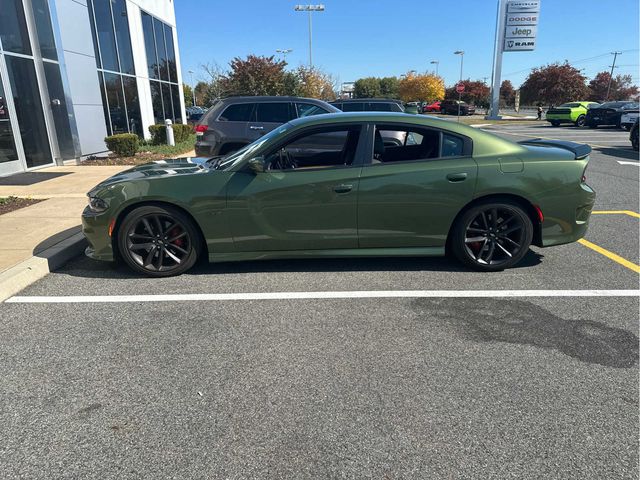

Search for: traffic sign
xmin=455 ymin=83 xmax=465 ymax=93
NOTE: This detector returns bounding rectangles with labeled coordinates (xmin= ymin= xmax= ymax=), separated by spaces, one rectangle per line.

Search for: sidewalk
xmin=0 ymin=165 xmax=128 ymax=273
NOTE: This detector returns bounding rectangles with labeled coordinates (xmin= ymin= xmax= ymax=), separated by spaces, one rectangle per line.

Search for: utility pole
xmin=605 ymin=51 xmax=622 ymax=101
xmin=294 ymin=5 xmax=325 ymax=68
xmin=454 ymin=50 xmax=464 ymax=122
xmin=188 ymin=70 xmax=195 ymax=107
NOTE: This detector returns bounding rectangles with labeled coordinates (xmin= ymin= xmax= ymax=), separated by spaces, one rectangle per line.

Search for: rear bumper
xmin=546 ymin=114 xmax=574 ymax=122
xmin=540 ymin=183 xmax=596 ymax=247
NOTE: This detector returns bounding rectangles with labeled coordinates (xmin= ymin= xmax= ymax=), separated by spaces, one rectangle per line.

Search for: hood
xmin=90 ymin=156 xmax=214 ymax=193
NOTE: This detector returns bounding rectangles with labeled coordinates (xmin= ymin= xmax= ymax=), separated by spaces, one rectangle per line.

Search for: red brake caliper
xmin=169 ymin=227 xmax=184 ymax=247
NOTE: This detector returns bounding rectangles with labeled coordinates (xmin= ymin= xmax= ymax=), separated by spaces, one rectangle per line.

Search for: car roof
xmin=219 ymin=96 xmax=330 ymax=104
xmin=332 ymin=98 xmax=403 ymax=104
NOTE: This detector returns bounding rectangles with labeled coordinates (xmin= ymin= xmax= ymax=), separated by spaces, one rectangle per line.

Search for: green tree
xmin=182 ymin=84 xmax=194 ymax=106
xmin=588 ymin=71 xmax=639 ymax=101
xmin=221 ymin=55 xmax=289 ymax=96
xmin=354 ymin=77 xmax=382 ymax=98
xmin=379 ymin=77 xmax=400 ymax=98
xmin=520 ymin=62 xmax=589 ymax=106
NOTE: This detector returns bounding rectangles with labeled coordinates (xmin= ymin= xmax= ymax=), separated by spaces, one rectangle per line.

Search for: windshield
xmin=623 ymin=103 xmax=639 ymax=110
xmin=213 ymin=124 xmax=291 ymax=170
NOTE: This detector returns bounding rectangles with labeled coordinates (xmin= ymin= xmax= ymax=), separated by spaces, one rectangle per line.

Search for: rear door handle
xmin=333 ymin=184 xmax=353 ymax=194
xmin=249 ymin=125 xmax=264 ymax=130
xmin=446 ymin=172 xmax=467 ymax=182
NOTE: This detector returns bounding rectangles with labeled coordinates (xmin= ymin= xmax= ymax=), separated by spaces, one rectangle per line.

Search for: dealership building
xmin=0 ymin=0 xmax=185 ymax=176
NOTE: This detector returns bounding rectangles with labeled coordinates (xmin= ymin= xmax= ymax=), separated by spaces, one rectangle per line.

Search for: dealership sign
xmin=503 ymin=0 xmax=539 ymax=51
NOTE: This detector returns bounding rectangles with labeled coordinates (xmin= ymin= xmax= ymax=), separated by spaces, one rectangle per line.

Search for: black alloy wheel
xmin=118 ymin=205 xmax=200 ymax=277
xmin=452 ymin=202 xmax=533 ymax=271
xmin=575 ymin=114 xmax=586 ymax=127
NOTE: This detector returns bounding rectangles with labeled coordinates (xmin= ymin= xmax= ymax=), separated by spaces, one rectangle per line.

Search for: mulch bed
xmin=0 ymin=196 xmax=46 ymax=216
xmin=81 ymin=152 xmax=173 ymax=166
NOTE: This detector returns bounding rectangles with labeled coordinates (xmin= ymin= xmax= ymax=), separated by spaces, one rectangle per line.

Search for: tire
xmin=550 ymin=120 xmax=560 ymax=127
xmin=623 ymin=125 xmax=631 ymax=131
xmin=574 ymin=115 xmax=585 ymax=127
xmin=632 ymin=128 xmax=639 ymax=151
xmin=450 ymin=201 xmax=533 ymax=272
xmin=117 ymin=205 xmax=201 ymax=277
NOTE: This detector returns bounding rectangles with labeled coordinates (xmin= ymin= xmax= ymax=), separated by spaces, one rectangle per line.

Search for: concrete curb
xmin=0 ymin=232 xmax=87 ymax=302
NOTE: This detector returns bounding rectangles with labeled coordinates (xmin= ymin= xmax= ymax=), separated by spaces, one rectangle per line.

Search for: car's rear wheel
xmin=118 ymin=205 xmax=200 ymax=277
xmin=451 ymin=202 xmax=533 ymax=272
xmin=550 ymin=120 xmax=560 ymax=127
xmin=575 ymin=114 xmax=586 ymax=127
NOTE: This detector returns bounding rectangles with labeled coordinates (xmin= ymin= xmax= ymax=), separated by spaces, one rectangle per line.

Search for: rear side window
xmin=218 ymin=103 xmax=254 ymax=122
xmin=366 ymin=102 xmax=392 ymax=112
xmin=296 ymin=103 xmax=330 ymax=117
xmin=342 ymin=102 xmax=364 ymax=112
xmin=442 ymin=133 xmax=464 ymax=157
xmin=256 ymin=102 xmax=292 ymax=123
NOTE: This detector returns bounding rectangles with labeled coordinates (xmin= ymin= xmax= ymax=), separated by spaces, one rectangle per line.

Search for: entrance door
xmin=0 ymin=67 xmax=24 ymax=176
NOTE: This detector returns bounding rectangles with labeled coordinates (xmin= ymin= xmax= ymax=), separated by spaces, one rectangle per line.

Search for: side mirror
xmin=247 ymin=156 xmax=266 ymax=174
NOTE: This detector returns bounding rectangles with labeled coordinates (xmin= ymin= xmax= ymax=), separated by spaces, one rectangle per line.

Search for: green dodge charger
xmin=83 ymin=113 xmax=595 ymax=276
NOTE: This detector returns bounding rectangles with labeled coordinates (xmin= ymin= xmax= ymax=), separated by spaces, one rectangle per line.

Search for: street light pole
xmin=430 ymin=60 xmax=439 ymax=76
xmin=276 ymin=48 xmax=293 ymax=63
xmin=454 ymin=50 xmax=464 ymax=122
xmin=605 ymin=51 xmax=622 ymax=101
xmin=188 ymin=70 xmax=195 ymax=107
xmin=294 ymin=4 xmax=325 ymax=68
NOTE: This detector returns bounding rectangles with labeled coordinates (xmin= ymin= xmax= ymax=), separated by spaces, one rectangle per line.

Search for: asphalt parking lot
xmin=1 ymin=123 xmax=638 ymax=479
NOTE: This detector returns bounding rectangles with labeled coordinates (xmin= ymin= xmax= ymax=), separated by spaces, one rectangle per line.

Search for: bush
xmin=148 ymin=123 xmax=193 ymax=145
xmin=104 ymin=133 xmax=139 ymax=157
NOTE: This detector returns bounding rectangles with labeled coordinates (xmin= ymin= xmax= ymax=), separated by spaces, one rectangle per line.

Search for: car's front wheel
xmin=575 ymin=114 xmax=586 ymax=127
xmin=451 ymin=202 xmax=533 ymax=271
xmin=117 ymin=205 xmax=201 ymax=277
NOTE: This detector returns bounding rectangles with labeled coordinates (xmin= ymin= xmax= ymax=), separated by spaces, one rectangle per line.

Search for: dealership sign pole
xmin=487 ymin=0 xmax=540 ymax=120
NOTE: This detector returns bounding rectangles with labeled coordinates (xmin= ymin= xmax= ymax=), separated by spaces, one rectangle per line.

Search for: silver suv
xmin=194 ymin=96 xmax=339 ymax=157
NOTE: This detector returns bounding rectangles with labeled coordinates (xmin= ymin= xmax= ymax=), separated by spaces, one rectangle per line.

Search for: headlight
xmin=87 ymin=196 xmax=109 ymax=213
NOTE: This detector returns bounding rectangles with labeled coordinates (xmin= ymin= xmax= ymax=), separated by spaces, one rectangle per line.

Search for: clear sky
xmin=175 ymin=0 xmax=640 ymax=89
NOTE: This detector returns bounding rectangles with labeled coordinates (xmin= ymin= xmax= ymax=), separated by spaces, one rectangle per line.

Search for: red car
xmin=422 ymin=101 xmax=441 ymax=113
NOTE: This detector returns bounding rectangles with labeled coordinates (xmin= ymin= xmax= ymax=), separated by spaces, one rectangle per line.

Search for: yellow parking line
xmin=592 ymin=210 xmax=640 ymax=218
xmin=578 ymin=239 xmax=640 ymax=273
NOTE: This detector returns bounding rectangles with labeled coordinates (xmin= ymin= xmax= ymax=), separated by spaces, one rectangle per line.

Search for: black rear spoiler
xmin=518 ymin=138 xmax=591 ymax=159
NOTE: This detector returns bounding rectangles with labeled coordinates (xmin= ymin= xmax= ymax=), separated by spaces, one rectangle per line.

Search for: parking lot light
xmin=430 ymin=60 xmax=439 ymax=76
xmin=276 ymin=48 xmax=293 ymax=63
xmin=294 ymin=4 xmax=325 ymax=67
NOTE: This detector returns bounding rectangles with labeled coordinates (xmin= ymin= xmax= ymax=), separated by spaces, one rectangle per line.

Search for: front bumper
xmin=82 ymin=206 xmax=115 ymax=261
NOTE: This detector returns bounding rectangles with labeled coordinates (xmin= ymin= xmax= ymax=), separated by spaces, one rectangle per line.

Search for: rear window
xmin=559 ymin=103 xmax=580 ymax=108
xmin=342 ymin=102 xmax=364 ymax=112
xmin=218 ymin=103 xmax=255 ymax=122
xmin=256 ymin=102 xmax=292 ymax=123
xmin=366 ymin=102 xmax=393 ymax=112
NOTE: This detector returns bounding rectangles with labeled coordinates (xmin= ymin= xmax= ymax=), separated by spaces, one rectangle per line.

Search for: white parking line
xmin=5 ymin=290 xmax=639 ymax=303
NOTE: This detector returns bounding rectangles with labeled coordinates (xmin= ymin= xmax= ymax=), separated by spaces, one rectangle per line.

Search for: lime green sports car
xmin=546 ymin=101 xmax=599 ymax=127
xmin=82 ymin=112 xmax=595 ymax=276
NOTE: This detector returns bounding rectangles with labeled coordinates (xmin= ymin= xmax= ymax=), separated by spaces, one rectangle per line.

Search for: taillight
xmin=195 ymin=125 xmax=208 ymax=136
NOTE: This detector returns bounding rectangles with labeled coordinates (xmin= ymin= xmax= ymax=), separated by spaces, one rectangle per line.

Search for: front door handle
xmin=446 ymin=172 xmax=467 ymax=182
xmin=249 ymin=125 xmax=264 ymax=130
xmin=333 ymin=184 xmax=353 ymax=194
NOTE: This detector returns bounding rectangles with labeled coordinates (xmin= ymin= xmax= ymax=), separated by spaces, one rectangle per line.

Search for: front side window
xmin=256 ymin=103 xmax=291 ymax=123
xmin=219 ymin=103 xmax=255 ymax=122
xmin=265 ymin=127 xmax=361 ymax=170
xmin=297 ymin=103 xmax=329 ymax=117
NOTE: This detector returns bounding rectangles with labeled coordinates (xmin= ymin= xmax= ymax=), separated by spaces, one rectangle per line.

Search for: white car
xmin=620 ymin=103 xmax=639 ymax=130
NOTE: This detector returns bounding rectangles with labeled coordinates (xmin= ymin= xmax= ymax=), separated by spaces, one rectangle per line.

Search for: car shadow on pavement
xmin=59 ymin=249 xmax=543 ymax=279
xmin=414 ymin=297 xmax=639 ymax=368
xmin=592 ymin=146 xmax=638 ymax=161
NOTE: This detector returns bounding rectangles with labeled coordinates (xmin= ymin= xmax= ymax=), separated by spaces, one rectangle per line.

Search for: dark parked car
xmin=194 ymin=96 xmax=338 ymax=157
xmin=330 ymin=98 xmax=404 ymax=113
xmin=631 ymin=120 xmax=639 ymax=151
xmin=585 ymin=101 xmax=635 ymax=128
xmin=440 ymin=100 xmax=476 ymax=115
xmin=186 ymin=106 xmax=206 ymax=122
